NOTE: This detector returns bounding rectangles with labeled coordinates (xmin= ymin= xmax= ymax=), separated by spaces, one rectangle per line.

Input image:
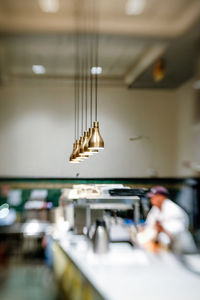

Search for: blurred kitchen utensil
xmin=92 ymin=219 xmax=109 ymax=254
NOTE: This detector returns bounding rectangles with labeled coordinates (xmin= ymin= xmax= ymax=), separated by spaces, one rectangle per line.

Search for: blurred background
xmin=0 ymin=1 xmax=200 ymax=300
xmin=0 ymin=0 xmax=199 ymax=177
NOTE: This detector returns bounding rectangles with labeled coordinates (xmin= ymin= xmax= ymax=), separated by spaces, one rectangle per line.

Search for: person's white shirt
xmin=146 ymin=199 xmax=196 ymax=253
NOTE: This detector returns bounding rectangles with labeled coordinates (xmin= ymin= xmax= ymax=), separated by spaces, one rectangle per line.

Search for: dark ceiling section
xmin=130 ymin=22 xmax=200 ymax=89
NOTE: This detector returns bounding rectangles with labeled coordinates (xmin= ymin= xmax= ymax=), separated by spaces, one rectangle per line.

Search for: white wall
xmin=0 ymin=81 xmax=179 ymax=178
xmin=175 ymin=80 xmax=200 ymax=176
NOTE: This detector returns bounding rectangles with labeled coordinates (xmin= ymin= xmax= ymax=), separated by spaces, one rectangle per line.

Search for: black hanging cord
xmin=74 ymin=24 xmax=79 ymax=141
xmin=94 ymin=29 xmax=98 ymax=121
xmin=81 ymin=1 xmax=87 ymax=138
xmin=85 ymin=42 xmax=88 ymax=130
xmin=94 ymin=0 xmax=99 ymax=122
xmin=81 ymin=52 xmax=84 ymax=137
xmin=74 ymin=1 xmax=80 ymax=141
xmin=74 ymin=51 xmax=77 ymax=141
xmin=90 ymin=31 xmax=93 ymax=127
xmin=77 ymin=30 xmax=80 ymax=140
xmin=90 ymin=0 xmax=95 ymax=128
xmin=84 ymin=2 xmax=89 ymax=131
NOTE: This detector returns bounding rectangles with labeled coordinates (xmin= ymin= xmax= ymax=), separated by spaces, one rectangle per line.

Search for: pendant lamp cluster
xmin=69 ymin=0 xmax=104 ymax=164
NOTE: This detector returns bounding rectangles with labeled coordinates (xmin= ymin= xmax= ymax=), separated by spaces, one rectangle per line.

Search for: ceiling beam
xmin=124 ymin=43 xmax=167 ymax=85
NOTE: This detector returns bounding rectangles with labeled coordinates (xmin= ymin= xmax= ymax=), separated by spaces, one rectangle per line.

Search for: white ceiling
xmin=0 ymin=0 xmax=199 ymax=85
xmin=0 ymin=0 xmax=199 ymax=37
xmin=0 ymin=34 xmax=166 ymax=83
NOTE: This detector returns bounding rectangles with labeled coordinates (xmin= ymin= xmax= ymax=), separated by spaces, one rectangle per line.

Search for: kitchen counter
xmin=55 ymin=233 xmax=200 ymax=300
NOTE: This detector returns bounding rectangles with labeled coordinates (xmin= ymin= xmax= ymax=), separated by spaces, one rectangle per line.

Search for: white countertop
xmin=58 ymin=233 xmax=200 ymax=300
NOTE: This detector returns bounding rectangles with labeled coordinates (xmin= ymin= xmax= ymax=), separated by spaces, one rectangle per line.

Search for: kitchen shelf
xmin=73 ymin=196 xmax=140 ymax=230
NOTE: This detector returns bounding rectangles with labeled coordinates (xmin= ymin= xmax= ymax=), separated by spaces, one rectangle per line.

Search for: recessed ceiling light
xmin=125 ymin=0 xmax=146 ymax=15
xmin=32 ymin=65 xmax=46 ymax=74
xmin=38 ymin=0 xmax=59 ymax=13
xmin=91 ymin=67 xmax=102 ymax=75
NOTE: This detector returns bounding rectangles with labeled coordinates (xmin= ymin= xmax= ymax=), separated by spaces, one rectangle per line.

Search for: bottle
xmin=92 ymin=219 xmax=109 ymax=254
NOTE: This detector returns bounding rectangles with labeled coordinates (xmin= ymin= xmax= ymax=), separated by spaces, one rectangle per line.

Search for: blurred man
xmin=145 ymin=186 xmax=196 ymax=253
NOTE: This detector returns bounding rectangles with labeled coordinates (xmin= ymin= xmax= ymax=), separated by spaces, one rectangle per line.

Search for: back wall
xmin=0 ymin=80 xmax=183 ymax=178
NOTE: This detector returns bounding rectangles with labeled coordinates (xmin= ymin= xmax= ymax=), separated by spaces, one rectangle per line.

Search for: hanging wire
xmin=94 ymin=27 xmax=98 ymax=120
xmin=74 ymin=56 xmax=77 ymax=141
xmin=84 ymin=1 xmax=89 ymax=131
xmin=89 ymin=0 xmax=99 ymax=123
xmin=85 ymin=41 xmax=88 ymax=130
xmin=94 ymin=0 xmax=99 ymax=122
xmin=90 ymin=0 xmax=94 ymax=127
xmin=74 ymin=0 xmax=80 ymax=141
xmin=90 ymin=32 xmax=93 ymax=127
xmin=74 ymin=25 xmax=78 ymax=141
xmin=81 ymin=47 xmax=84 ymax=137
xmin=77 ymin=15 xmax=80 ymax=140
xmin=80 ymin=0 xmax=88 ymax=138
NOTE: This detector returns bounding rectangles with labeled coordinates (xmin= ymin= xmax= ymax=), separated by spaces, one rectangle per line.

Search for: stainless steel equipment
xmin=74 ymin=196 xmax=140 ymax=235
xmin=74 ymin=206 xmax=103 ymax=235
xmin=92 ymin=219 xmax=109 ymax=254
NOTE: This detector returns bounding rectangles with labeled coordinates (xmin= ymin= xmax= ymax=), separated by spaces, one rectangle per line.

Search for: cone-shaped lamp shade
xmin=79 ymin=136 xmax=86 ymax=156
xmin=81 ymin=131 xmax=94 ymax=156
xmin=79 ymin=136 xmax=89 ymax=159
xmin=88 ymin=121 xmax=104 ymax=150
xmin=69 ymin=143 xmax=80 ymax=163
xmin=69 ymin=153 xmax=79 ymax=163
xmin=74 ymin=140 xmax=84 ymax=161
xmin=72 ymin=142 xmax=77 ymax=159
xmin=88 ymin=128 xmax=98 ymax=153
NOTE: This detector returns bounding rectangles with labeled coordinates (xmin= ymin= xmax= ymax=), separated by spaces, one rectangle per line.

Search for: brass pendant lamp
xmin=70 ymin=142 xmax=80 ymax=163
xmin=79 ymin=31 xmax=89 ymax=160
xmin=69 ymin=31 xmax=79 ymax=163
xmin=74 ymin=63 xmax=84 ymax=163
xmin=82 ymin=30 xmax=95 ymax=156
xmin=75 ymin=139 xmax=84 ymax=161
xmin=79 ymin=57 xmax=86 ymax=158
xmin=88 ymin=0 xmax=104 ymax=151
xmin=75 ymin=10 xmax=87 ymax=163
xmin=76 ymin=97 xmax=85 ymax=161
xmin=88 ymin=121 xmax=104 ymax=150
xmin=69 ymin=0 xmax=103 ymax=163
xmin=79 ymin=62 xmax=85 ymax=159
xmin=69 ymin=8 xmax=83 ymax=163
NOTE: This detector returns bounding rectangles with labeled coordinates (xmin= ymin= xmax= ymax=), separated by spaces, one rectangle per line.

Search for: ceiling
xmin=0 ymin=34 xmax=167 ymax=85
xmin=0 ymin=0 xmax=199 ymax=88
xmin=130 ymin=22 xmax=200 ymax=89
xmin=0 ymin=0 xmax=199 ymax=37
